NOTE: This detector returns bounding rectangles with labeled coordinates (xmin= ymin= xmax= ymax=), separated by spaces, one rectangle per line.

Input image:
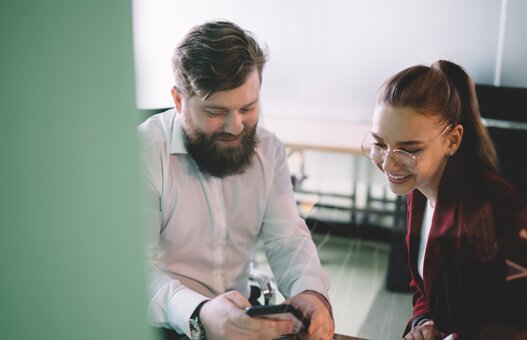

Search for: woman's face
xmin=370 ymin=105 xmax=453 ymax=198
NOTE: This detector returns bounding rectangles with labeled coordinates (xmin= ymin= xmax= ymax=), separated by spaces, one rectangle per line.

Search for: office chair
xmin=249 ymin=263 xmax=276 ymax=305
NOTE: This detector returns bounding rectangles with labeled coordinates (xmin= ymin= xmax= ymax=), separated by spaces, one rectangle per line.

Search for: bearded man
xmin=138 ymin=20 xmax=334 ymax=340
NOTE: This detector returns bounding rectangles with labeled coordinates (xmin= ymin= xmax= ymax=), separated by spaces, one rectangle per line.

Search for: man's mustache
xmin=213 ymin=130 xmax=245 ymax=142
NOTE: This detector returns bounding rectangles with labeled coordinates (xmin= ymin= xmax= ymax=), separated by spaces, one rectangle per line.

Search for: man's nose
xmin=223 ymin=111 xmax=244 ymax=135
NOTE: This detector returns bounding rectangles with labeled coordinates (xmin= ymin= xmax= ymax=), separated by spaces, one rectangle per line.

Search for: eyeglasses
xmin=361 ymin=124 xmax=453 ymax=169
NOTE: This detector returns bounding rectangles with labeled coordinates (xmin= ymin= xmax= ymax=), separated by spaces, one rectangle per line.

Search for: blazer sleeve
xmin=403 ymin=279 xmax=432 ymax=334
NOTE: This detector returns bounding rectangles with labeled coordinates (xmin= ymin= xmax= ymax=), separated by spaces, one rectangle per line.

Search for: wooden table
xmin=262 ymin=116 xmax=377 ymax=226
xmin=333 ymin=333 xmax=367 ymax=340
xmin=261 ymin=117 xmax=370 ymax=155
xmin=277 ymin=334 xmax=366 ymax=340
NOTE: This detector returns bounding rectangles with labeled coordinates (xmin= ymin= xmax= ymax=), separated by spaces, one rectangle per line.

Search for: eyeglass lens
xmin=362 ymin=144 xmax=417 ymax=168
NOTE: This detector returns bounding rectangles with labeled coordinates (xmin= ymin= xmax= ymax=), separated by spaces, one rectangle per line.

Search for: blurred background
xmin=133 ymin=0 xmax=527 ymax=118
xmin=2 ymin=0 xmax=526 ymax=339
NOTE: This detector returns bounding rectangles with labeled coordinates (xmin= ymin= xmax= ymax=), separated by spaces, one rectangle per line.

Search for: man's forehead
xmin=202 ymin=97 xmax=259 ymax=108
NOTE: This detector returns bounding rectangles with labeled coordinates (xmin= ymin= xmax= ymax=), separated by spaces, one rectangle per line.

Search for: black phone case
xmin=245 ymin=304 xmax=310 ymax=329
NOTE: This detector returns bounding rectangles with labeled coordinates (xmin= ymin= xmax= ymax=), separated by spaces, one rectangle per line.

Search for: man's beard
xmin=182 ymin=121 xmax=259 ymax=178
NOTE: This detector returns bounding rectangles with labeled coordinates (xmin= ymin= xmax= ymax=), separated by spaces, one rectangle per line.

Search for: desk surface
xmin=277 ymin=334 xmax=366 ymax=340
xmin=261 ymin=117 xmax=371 ymax=154
xmin=333 ymin=334 xmax=367 ymax=340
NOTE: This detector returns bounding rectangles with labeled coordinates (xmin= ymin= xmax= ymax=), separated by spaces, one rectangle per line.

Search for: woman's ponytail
xmin=432 ymin=60 xmax=500 ymax=173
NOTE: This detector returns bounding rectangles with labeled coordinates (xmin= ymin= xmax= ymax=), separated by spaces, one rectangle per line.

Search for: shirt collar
xmin=169 ymin=111 xmax=188 ymax=155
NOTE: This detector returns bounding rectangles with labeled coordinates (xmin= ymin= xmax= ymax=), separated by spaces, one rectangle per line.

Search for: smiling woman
xmin=366 ymin=104 xmax=462 ymax=200
xmin=363 ymin=60 xmax=527 ymax=339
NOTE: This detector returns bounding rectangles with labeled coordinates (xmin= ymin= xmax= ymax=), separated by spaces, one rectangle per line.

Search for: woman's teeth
xmin=387 ymin=173 xmax=412 ymax=182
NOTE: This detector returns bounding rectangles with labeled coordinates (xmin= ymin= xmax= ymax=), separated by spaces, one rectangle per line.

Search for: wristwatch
xmin=189 ymin=301 xmax=207 ymax=340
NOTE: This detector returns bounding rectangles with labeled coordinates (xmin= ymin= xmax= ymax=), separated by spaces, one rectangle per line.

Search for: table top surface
xmin=261 ymin=117 xmax=371 ymax=154
xmin=333 ymin=334 xmax=367 ymax=340
xmin=276 ymin=334 xmax=366 ymax=340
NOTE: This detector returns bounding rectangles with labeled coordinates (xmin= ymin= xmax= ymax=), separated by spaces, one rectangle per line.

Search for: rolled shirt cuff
xmin=168 ymin=288 xmax=209 ymax=337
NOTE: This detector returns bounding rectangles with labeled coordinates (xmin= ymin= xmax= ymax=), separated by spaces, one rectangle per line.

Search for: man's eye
xmin=240 ymin=107 xmax=255 ymax=113
xmin=205 ymin=110 xmax=224 ymax=116
xmin=373 ymin=142 xmax=386 ymax=148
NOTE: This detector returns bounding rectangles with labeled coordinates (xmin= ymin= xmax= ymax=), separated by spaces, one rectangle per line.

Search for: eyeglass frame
xmin=360 ymin=124 xmax=454 ymax=169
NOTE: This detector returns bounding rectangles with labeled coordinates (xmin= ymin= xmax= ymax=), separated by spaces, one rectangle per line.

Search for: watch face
xmin=189 ymin=317 xmax=204 ymax=340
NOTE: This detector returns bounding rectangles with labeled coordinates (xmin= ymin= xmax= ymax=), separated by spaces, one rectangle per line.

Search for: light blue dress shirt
xmin=138 ymin=109 xmax=330 ymax=336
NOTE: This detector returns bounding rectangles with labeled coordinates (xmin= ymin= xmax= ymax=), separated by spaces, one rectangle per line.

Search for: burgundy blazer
xmin=404 ymin=156 xmax=527 ymax=338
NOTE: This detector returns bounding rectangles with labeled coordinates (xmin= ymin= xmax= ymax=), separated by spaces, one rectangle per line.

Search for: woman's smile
xmin=386 ymin=172 xmax=413 ymax=184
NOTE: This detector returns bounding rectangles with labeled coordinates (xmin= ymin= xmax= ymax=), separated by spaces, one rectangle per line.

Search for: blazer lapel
xmin=407 ymin=156 xmax=465 ymax=293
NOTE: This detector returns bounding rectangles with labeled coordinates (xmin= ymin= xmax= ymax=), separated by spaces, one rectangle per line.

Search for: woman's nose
xmin=381 ymin=150 xmax=401 ymax=173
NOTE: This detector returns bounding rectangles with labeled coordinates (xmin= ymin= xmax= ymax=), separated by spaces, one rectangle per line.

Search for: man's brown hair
xmin=172 ymin=20 xmax=267 ymax=99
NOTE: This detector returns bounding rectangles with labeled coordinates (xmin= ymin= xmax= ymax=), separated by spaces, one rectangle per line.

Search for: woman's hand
xmin=403 ymin=320 xmax=447 ymax=340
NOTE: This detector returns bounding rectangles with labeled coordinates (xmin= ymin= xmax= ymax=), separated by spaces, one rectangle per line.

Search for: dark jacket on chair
xmin=403 ymin=155 xmax=527 ymax=339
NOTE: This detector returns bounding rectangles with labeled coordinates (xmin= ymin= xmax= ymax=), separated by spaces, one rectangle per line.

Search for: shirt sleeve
xmin=138 ymin=122 xmax=209 ymax=337
xmin=259 ymin=137 xmax=331 ymax=301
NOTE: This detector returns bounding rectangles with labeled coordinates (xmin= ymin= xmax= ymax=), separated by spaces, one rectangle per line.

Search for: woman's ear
xmin=448 ymin=124 xmax=464 ymax=155
xmin=171 ymin=87 xmax=183 ymax=113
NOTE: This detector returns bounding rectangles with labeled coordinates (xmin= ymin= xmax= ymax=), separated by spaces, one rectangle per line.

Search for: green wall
xmin=0 ymin=2 xmax=155 ymax=339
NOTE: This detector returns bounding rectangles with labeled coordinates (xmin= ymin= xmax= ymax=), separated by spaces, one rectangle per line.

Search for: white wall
xmin=132 ymin=0 xmax=526 ymax=125
xmin=501 ymin=0 xmax=527 ymax=87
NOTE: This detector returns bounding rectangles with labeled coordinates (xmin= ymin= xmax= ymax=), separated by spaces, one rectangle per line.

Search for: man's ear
xmin=449 ymin=124 xmax=464 ymax=154
xmin=171 ymin=87 xmax=183 ymax=113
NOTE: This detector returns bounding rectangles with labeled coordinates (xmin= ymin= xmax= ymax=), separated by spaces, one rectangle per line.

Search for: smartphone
xmin=245 ymin=303 xmax=310 ymax=334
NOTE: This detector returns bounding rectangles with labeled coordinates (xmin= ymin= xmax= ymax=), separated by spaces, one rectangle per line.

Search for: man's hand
xmin=287 ymin=291 xmax=334 ymax=340
xmin=200 ymin=290 xmax=294 ymax=340
xmin=403 ymin=320 xmax=446 ymax=340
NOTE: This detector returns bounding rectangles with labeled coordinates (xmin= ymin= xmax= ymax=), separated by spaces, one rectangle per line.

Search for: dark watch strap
xmin=189 ymin=301 xmax=208 ymax=340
